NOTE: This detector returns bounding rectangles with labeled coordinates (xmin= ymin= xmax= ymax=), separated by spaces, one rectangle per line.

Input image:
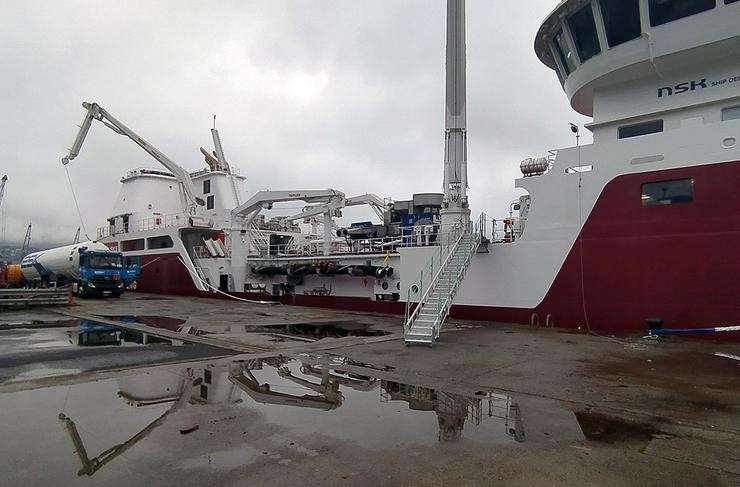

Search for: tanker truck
xmin=2 ymin=241 xmax=139 ymax=297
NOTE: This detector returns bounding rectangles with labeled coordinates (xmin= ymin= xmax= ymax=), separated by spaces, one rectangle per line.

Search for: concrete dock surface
xmin=0 ymin=293 xmax=738 ymax=486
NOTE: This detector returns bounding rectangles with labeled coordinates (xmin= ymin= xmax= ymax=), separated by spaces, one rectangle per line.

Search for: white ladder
xmin=248 ymin=224 xmax=271 ymax=255
xmin=404 ymin=229 xmax=479 ymax=346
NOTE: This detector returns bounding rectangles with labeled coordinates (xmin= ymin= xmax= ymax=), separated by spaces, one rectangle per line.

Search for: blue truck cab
xmin=77 ymin=249 xmax=140 ymax=297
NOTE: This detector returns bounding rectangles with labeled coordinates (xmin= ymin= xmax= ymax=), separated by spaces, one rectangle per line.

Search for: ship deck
xmin=1 ymin=293 xmax=738 ymax=486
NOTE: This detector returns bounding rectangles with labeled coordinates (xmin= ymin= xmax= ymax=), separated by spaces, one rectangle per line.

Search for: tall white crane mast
xmin=61 ymin=102 xmax=205 ymax=216
xmin=441 ymin=0 xmax=471 ymax=228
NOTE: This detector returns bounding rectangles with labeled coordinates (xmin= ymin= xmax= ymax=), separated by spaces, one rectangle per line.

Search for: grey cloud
xmin=0 ymin=0 xmax=588 ymax=244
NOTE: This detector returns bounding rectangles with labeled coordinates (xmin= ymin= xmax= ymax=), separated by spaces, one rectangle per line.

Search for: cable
xmin=176 ymin=255 xmax=277 ymax=305
xmin=575 ymin=139 xmax=591 ymax=333
xmin=64 ymin=165 xmax=91 ymax=240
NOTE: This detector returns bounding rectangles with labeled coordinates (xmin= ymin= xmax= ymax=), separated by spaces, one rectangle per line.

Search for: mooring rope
xmin=176 ymin=255 xmax=277 ymax=305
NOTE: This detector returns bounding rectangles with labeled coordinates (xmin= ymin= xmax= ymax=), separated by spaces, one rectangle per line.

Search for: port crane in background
xmin=21 ymin=223 xmax=31 ymax=256
xmin=61 ymin=102 xmax=206 ymax=220
xmin=0 ymin=175 xmax=7 ymax=210
xmin=0 ymin=175 xmax=7 ymax=243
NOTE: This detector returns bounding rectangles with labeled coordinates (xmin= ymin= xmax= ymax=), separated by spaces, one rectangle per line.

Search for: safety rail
xmin=192 ymin=244 xmax=232 ymax=259
xmin=189 ymin=167 xmax=241 ymax=179
xmin=403 ymin=224 xmax=466 ymax=331
xmin=472 ymin=214 xmax=526 ymax=244
xmin=247 ymin=222 xmax=463 ymax=259
xmin=403 ymin=214 xmax=483 ymax=345
xmin=97 ymin=212 xmax=189 ymax=239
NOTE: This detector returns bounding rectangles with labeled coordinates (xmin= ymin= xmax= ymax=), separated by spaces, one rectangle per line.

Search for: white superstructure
xmin=66 ymin=0 xmax=740 ymax=341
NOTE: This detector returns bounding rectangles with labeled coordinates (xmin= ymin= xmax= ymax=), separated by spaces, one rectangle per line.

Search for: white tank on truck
xmin=20 ymin=241 xmax=111 ymax=281
xmin=20 ymin=241 xmax=139 ymax=297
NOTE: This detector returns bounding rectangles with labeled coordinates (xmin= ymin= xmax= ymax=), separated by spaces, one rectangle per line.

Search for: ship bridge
xmin=534 ymin=0 xmax=740 ymax=141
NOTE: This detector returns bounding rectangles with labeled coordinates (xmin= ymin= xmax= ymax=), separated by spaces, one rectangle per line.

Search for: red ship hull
xmin=130 ymin=162 xmax=740 ymax=340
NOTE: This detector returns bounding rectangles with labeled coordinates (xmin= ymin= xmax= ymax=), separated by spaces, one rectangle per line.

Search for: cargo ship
xmin=62 ymin=0 xmax=740 ymax=341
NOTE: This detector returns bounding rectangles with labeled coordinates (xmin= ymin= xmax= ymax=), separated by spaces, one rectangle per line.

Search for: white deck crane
xmin=228 ymin=190 xmax=346 ymax=290
xmin=232 ymin=190 xmax=346 ymax=253
xmin=61 ymin=102 xmax=205 ymax=217
xmin=293 ymin=193 xmax=389 ymax=223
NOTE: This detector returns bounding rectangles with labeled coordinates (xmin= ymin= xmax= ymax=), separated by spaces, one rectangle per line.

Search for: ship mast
xmin=441 ymin=0 xmax=470 ymax=228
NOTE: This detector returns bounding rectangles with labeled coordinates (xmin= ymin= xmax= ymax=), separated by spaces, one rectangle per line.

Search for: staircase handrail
xmin=430 ymin=220 xmax=482 ymax=335
xmin=404 ymin=224 xmax=466 ymax=331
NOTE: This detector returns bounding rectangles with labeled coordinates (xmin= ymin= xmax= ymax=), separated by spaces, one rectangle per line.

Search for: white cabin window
xmin=552 ymin=29 xmax=576 ymax=75
xmin=121 ymin=238 xmax=145 ymax=251
xmin=206 ymin=195 xmax=215 ymax=210
xmin=618 ymin=120 xmax=664 ymax=139
xmin=642 ymin=179 xmax=694 ymax=206
xmin=599 ymin=0 xmax=642 ymax=47
xmin=203 ymin=179 xmax=211 ymax=194
xmin=721 ymin=105 xmax=740 ymax=121
xmin=568 ymin=5 xmax=601 ymax=62
xmin=649 ymin=0 xmax=716 ymax=27
xmin=146 ymin=235 xmax=174 ymax=249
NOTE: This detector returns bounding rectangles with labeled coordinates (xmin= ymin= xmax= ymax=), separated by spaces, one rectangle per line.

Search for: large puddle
xmin=98 ymin=315 xmax=392 ymax=342
xmin=0 ymin=319 xmax=184 ymax=351
xmin=0 ymin=354 xmax=584 ymax=485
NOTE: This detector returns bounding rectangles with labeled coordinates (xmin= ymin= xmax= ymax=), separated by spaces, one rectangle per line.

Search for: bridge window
xmin=207 ymin=195 xmax=215 ymax=210
xmin=649 ymin=0 xmax=716 ymax=27
xmin=641 ymin=179 xmax=694 ymax=206
xmin=618 ymin=120 xmax=664 ymax=139
xmin=146 ymin=235 xmax=174 ymax=249
xmin=722 ymin=105 xmax=740 ymax=121
xmin=121 ymin=238 xmax=145 ymax=251
xmin=568 ymin=5 xmax=601 ymax=62
xmin=203 ymin=179 xmax=211 ymax=194
xmin=599 ymin=0 xmax=642 ymax=47
xmin=552 ymin=29 xmax=576 ymax=75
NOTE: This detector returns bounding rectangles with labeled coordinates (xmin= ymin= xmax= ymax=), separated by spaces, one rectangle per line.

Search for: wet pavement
xmin=0 ymin=293 xmax=738 ymax=486
xmin=0 ymin=319 xmax=234 ymax=385
xmin=0 ymin=353 xmax=583 ymax=486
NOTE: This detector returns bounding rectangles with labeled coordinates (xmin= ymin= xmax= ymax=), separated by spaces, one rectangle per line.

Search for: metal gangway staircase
xmin=404 ymin=219 xmax=481 ymax=346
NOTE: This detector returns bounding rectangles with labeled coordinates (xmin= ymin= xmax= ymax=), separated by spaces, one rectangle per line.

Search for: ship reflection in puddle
xmin=56 ymin=356 xmax=526 ymax=477
xmin=70 ymin=317 xmax=186 ymax=347
xmin=95 ymin=316 xmax=389 ymax=343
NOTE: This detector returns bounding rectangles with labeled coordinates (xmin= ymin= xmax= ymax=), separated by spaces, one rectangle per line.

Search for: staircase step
xmin=410 ymin=326 xmax=434 ymax=333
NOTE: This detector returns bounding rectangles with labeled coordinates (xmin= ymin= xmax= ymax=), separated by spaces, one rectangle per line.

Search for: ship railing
xmin=191 ymin=244 xmax=232 ymax=259
xmin=135 ymin=213 xmax=189 ymax=232
xmin=97 ymin=212 xmax=189 ymax=239
xmin=189 ymin=167 xmax=242 ymax=178
xmin=247 ymin=222 xmax=469 ymax=258
xmin=489 ymin=217 xmax=526 ymax=244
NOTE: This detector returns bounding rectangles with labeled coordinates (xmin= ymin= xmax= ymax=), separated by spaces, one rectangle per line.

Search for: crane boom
xmin=61 ymin=102 xmax=205 ymax=214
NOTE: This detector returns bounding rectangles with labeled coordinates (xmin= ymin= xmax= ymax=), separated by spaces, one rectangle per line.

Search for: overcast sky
xmin=0 ymin=0 xmax=590 ymax=245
